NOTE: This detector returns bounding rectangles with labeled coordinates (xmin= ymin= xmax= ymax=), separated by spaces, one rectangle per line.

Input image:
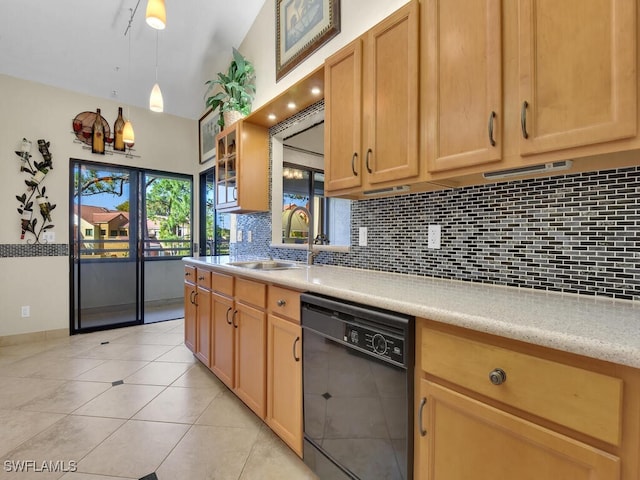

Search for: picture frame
xmin=276 ymin=0 xmax=340 ymax=81
xmin=199 ymin=109 xmax=221 ymax=164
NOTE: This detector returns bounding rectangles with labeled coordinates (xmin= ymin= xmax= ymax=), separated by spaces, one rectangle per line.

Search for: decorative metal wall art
xmin=15 ymin=138 xmax=57 ymax=243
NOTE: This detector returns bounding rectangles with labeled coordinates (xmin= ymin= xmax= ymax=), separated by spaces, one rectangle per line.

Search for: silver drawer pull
xmin=277 ymin=299 xmax=286 ymax=307
xmin=489 ymin=368 xmax=507 ymax=385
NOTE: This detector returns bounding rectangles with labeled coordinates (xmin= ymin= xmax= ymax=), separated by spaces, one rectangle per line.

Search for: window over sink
xmin=271 ymin=112 xmax=351 ymax=250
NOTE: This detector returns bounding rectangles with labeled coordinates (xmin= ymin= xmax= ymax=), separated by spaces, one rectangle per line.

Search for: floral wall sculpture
xmin=15 ymin=138 xmax=56 ymax=243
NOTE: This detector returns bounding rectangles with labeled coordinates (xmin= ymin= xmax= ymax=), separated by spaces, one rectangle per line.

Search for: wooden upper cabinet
xmin=325 ymin=0 xmax=420 ymax=195
xmin=215 ymin=120 xmax=269 ymax=213
xmin=518 ymin=0 xmax=636 ymax=156
xmin=324 ymin=39 xmax=363 ymax=192
xmin=364 ymin=0 xmax=420 ymax=185
xmin=424 ymin=0 xmax=502 ymax=173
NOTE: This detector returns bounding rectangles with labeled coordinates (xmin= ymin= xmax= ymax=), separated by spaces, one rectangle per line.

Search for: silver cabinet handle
xmin=293 ymin=336 xmax=300 ymax=362
xmin=351 ymin=152 xmax=358 ymax=176
xmin=232 ymin=310 xmax=238 ymax=328
xmin=277 ymin=299 xmax=286 ymax=307
xmin=225 ymin=307 xmax=233 ymax=325
xmin=489 ymin=368 xmax=507 ymax=385
xmin=418 ymin=397 xmax=427 ymax=436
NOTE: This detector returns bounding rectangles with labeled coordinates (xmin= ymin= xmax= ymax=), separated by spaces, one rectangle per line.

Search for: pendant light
xmin=149 ymin=31 xmax=164 ymax=112
xmin=123 ymin=5 xmax=137 ymax=146
xmin=146 ymin=0 xmax=166 ymax=30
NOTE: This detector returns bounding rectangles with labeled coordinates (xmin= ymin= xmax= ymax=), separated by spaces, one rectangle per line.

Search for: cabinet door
xmin=424 ymin=0 xmax=502 ymax=172
xmin=195 ymin=286 xmax=211 ymax=367
xmin=416 ymin=379 xmax=620 ymax=480
xmin=184 ymin=282 xmax=197 ymax=353
xmin=364 ymin=0 xmax=419 ymax=185
xmin=211 ymin=292 xmax=234 ymax=388
xmin=234 ymin=302 xmax=267 ymax=418
xmin=324 ymin=39 xmax=364 ymax=192
xmin=215 ymin=126 xmax=238 ymax=209
xmin=266 ymin=314 xmax=302 ymax=457
xmin=518 ymin=0 xmax=636 ymax=155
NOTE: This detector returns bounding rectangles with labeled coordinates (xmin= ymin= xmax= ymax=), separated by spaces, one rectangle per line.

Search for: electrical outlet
xmin=247 ymin=230 xmax=252 ymax=243
xmin=237 ymin=230 xmax=243 ymax=242
xmin=42 ymin=231 xmax=55 ymax=243
xmin=428 ymin=225 xmax=441 ymax=249
xmin=21 ymin=306 xmax=30 ymax=317
xmin=358 ymin=227 xmax=368 ymax=247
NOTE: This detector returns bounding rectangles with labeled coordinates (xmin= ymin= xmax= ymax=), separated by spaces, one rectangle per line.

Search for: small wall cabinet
xmin=215 ymin=120 xmax=269 ymax=213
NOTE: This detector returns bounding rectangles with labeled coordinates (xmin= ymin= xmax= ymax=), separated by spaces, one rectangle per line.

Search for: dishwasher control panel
xmin=344 ymin=323 xmax=404 ymax=364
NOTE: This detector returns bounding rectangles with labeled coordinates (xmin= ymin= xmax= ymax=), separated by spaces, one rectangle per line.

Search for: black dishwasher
xmin=301 ymin=293 xmax=414 ymax=480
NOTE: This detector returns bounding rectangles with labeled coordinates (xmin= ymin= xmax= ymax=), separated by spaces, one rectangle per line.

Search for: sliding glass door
xmin=70 ymin=160 xmax=192 ymax=333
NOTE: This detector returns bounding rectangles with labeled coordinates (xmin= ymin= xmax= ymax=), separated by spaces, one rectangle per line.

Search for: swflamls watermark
xmin=3 ymin=460 xmax=77 ymax=473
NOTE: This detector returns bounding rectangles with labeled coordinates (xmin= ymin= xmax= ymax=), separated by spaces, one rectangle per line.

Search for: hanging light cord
xmin=155 ymin=30 xmax=159 ymax=82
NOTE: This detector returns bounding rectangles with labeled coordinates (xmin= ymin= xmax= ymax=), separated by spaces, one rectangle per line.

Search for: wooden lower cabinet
xmin=184 ymin=281 xmax=197 ymax=353
xmin=415 ymin=319 xmax=640 ymax=480
xmin=266 ymin=313 xmax=302 ymax=456
xmin=416 ymin=379 xmax=620 ymax=480
xmin=234 ymin=302 xmax=267 ymax=418
xmin=195 ymin=285 xmax=211 ymax=367
xmin=211 ymin=291 xmax=234 ymax=388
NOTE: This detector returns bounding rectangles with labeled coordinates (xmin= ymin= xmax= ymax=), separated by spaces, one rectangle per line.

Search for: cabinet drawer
xmin=420 ymin=326 xmax=623 ymax=445
xmin=196 ymin=269 xmax=211 ymax=290
xmin=236 ymin=277 xmax=266 ymax=309
xmin=211 ymin=272 xmax=234 ymax=297
xmin=268 ymin=286 xmax=301 ymax=323
xmin=184 ymin=265 xmax=196 ymax=283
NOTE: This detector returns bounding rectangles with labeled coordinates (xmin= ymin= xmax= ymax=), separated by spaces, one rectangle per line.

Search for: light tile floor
xmin=0 ymin=319 xmax=317 ymax=480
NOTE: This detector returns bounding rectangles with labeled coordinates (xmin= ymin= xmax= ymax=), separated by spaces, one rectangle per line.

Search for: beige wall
xmin=0 ymin=74 xmax=197 ymax=336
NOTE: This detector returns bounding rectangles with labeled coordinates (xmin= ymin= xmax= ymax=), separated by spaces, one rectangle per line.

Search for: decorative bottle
xmin=113 ymin=107 xmax=126 ymax=151
xmin=92 ymin=108 xmax=105 ymax=154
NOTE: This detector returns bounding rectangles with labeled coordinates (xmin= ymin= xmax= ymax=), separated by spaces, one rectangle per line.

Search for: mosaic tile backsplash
xmin=0 ymin=243 xmax=68 ymax=258
xmin=236 ymin=163 xmax=639 ymax=302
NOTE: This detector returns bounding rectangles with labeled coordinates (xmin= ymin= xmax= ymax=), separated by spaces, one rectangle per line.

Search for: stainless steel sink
xmin=227 ymin=260 xmax=300 ymax=270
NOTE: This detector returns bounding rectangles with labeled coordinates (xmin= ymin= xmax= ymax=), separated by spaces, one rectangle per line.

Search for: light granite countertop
xmin=184 ymin=256 xmax=640 ymax=369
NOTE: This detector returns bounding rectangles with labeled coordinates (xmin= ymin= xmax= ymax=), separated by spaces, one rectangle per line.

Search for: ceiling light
xmin=150 ymin=84 xmax=163 ymax=112
xmin=268 ymin=113 xmax=277 ymax=121
xmin=287 ymin=102 xmax=296 ymax=109
xmin=123 ymin=6 xmax=137 ymax=145
xmin=311 ymin=87 xmax=321 ymax=95
xmin=146 ymin=0 xmax=166 ymax=30
xmin=149 ymin=31 xmax=164 ymax=112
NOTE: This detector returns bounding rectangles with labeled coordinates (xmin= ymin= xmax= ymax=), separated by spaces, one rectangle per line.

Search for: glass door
xmin=70 ymin=160 xmax=194 ymax=333
xmin=141 ymin=172 xmax=193 ymax=323
xmin=71 ymin=162 xmax=140 ymax=332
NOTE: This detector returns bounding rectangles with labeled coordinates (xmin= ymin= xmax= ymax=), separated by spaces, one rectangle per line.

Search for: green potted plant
xmin=204 ymin=47 xmax=256 ymax=129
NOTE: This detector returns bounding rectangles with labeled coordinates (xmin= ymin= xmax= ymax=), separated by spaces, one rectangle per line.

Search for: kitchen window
xmin=282 ymin=163 xmax=349 ymax=246
xmin=271 ymin=114 xmax=351 ymax=249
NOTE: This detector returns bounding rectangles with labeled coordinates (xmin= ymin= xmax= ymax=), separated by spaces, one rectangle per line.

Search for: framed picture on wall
xmin=276 ymin=0 xmax=340 ymax=81
xmin=199 ymin=109 xmax=221 ymax=164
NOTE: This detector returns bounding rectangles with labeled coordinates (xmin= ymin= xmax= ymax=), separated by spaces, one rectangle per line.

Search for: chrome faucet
xmin=307 ymin=245 xmax=317 ymax=266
